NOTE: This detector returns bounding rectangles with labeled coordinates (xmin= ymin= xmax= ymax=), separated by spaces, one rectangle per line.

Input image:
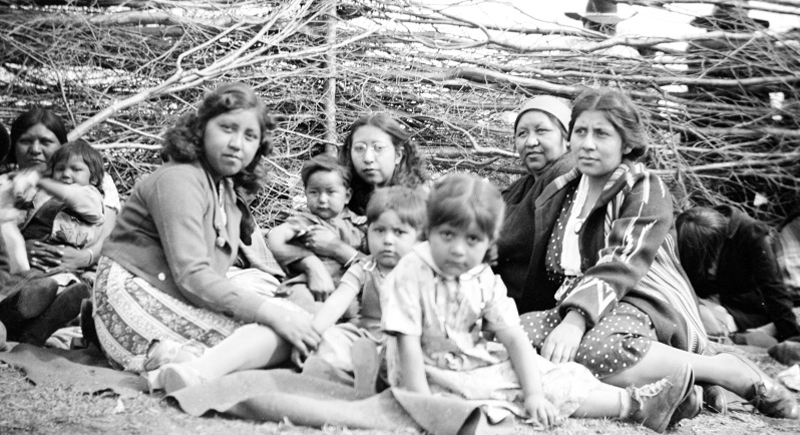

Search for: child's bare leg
xmin=183 ymin=324 xmax=291 ymax=380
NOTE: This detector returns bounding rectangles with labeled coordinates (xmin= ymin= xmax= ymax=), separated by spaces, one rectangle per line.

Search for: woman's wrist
xmin=563 ymin=309 xmax=587 ymax=331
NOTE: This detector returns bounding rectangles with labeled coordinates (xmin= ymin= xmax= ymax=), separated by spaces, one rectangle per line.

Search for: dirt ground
xmin=1 ymin=343 xmax=800 ymax=435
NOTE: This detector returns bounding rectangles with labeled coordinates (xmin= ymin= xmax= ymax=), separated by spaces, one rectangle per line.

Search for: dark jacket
xmin=495 ymin=153 xmax=575 ymax=303
xmin=690 ymin=205 xmax=800 ymax=341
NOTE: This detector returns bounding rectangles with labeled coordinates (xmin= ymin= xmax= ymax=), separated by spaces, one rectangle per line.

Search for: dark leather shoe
xmin=629 ymin=363 xmax=694 ymax=433
xmin=702 ymin=384 xmax=728 ymax=414
xmin=727 ymin=353 xmax=799 ymax=419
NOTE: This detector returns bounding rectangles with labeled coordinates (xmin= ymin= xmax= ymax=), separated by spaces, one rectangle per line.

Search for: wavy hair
xmin=339 ymin=113 xmax=428 ymax=214
xmin=161 ymin=82 xmax=276 ymax=195
xmin=8 ymin=107 xmax=69 ymax=165
xmin=569 ymin=88 xmax=649 ymax=161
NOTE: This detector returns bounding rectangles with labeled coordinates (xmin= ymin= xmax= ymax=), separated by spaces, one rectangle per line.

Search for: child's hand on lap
xmin=523 ymin=393 xmax=561 ymax=428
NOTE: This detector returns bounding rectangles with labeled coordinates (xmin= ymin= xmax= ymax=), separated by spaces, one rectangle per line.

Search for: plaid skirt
xmin=93 ymin=257 xmax=242 ymax=372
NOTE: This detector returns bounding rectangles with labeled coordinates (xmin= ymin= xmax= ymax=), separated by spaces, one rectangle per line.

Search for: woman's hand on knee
xmin=541 ymin=310 xmax=586 ymax=364
xmin=271 ymin=312 xmax=321 ymax=358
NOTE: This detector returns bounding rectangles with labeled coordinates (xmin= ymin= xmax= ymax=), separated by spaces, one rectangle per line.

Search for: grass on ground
xmin=1 ymin=343 xmax=800 ymax=435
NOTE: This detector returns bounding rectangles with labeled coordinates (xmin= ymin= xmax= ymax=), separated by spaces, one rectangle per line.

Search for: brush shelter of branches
xmin=1 ymin=0 xmax=798 ymax=227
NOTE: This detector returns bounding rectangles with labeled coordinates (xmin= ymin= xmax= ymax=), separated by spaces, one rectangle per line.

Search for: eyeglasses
xmin=351 ymin=142 xmax=393 ymax=156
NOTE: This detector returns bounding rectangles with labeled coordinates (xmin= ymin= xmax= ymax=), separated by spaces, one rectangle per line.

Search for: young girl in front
xmin=381 ymin=173 xmax=695 ymax=432
xmin=338 ymin=113 xmax=428 ymax=215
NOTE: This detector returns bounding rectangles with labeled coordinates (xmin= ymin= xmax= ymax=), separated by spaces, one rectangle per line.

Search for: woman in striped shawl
xmin=518 ymin=87 xmax=798 ymax=421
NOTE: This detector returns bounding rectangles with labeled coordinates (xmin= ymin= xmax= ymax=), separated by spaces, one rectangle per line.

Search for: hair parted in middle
xmin=427 ymin=172 xmax=505 ymax=242
xmin=568 ymin=87 xmax=649 ymax=161
xmin=339 ymin=112 xmax=428 ymax=213
xmin=8 ymin=107 xmax=69 ymax=165
xmin=300 ymin=154 xmax=351 ymax=189
xmin=47 ymin=139 xmax=105 ymax=193
xmin=365 ymin=185 xmax=428 ymax=234
xmin=161 ymin=82 xmax=276 ymax=195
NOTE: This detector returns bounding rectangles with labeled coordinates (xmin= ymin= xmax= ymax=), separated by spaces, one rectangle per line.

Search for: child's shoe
xmin=628 ymin=363 xmax=694 ymax=433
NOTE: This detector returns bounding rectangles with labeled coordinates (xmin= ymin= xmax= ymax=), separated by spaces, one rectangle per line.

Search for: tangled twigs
xmin=1 ymin=0 xmax=798 ymax=226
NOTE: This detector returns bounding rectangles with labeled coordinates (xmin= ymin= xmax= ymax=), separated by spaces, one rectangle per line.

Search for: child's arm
xmin=268 ymin=222 xmax=335 ymax=300
xmin=394 ymin=333 xmax=431 ymax=394
xmin=312 ymin=284 xmax=358 ymax=334
xmin=36 ymin=178 xmax=104 ymax=224
xmin=303 ymin=225 xmax=362 ymax=266
xmin=495 ymin=327 xmax=559 ymax=427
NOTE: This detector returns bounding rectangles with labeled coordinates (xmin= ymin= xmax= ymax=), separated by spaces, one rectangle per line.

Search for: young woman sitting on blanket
xmin=93 ymin=82 xmax=320 ymax=373
xmin=516 ymin=87 xmax=798 ymax=420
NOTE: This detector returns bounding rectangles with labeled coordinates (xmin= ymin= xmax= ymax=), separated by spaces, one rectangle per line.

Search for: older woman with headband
xmin=520 ymin=87 xmax=798 ymax=424
xmin=495 ymin=95 xmax=576 ymax=310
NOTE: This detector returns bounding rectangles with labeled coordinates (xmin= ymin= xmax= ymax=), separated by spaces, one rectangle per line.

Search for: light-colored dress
xmin=381 ymin=242 xmax=597 ymax=421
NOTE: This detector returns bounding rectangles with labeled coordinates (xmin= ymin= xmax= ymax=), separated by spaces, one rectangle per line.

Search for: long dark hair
xmin=339 ymin=113 xmax=428 ymax=214
xmin=161 ymin=82 xmax=276 ymax=195
xmin=8 ymin=107 xmax=69 ymax=165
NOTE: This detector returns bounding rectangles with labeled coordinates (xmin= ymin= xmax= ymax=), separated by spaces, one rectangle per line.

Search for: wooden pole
xmin=323 ymin=0 xmax=338 ymax=156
